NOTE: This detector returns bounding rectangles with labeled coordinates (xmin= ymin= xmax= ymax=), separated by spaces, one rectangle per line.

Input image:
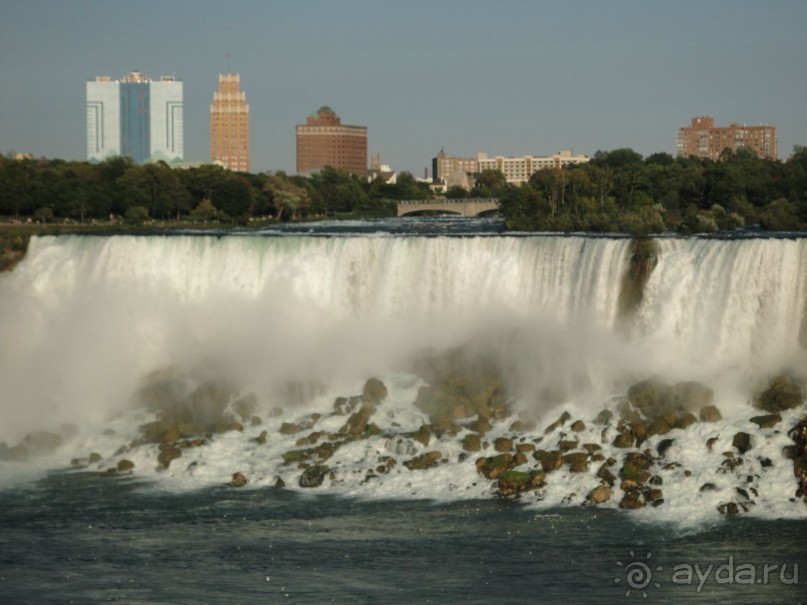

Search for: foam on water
xmin=1 ymin=232 xmax=805 ymax=526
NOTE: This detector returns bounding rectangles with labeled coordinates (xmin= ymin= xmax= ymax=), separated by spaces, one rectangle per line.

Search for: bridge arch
xmin=396 ymin=198 xmax=500 ymax=218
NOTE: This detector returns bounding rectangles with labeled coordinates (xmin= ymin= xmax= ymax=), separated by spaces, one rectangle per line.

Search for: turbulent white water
xmin=0 ymin=232 xmax=806 ymax=524
xmin=0 ymin=233 xmax=805 ymax=441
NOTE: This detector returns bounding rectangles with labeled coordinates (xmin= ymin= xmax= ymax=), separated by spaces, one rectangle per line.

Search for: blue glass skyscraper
xmin=86 ymin=71 xmax=183 ymax=163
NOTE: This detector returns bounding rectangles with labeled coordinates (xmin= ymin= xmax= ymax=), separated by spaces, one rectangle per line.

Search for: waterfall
xmin=0 ymin=234 xmax=805 ymax=442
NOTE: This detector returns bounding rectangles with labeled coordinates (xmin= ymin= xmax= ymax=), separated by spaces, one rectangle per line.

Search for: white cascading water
xmin=0 ymin=234 xmax=805 ymax=444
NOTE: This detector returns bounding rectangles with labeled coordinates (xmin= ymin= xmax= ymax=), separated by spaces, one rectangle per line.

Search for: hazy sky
xmin=1 ymin=0 xmax=805 ymax=175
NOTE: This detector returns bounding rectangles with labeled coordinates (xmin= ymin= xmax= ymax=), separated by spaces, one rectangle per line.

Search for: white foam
xmin=1 ymin=233 xmax=805 ymax=525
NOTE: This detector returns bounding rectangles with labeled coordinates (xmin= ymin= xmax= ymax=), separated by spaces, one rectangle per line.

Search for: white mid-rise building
xmin=476 ymin=150 xmax=589 ymax=184
xmin=86 ymin=71 xmax=183 ymax=163
xmin=432 ymin=149 xmax=589 ymax=187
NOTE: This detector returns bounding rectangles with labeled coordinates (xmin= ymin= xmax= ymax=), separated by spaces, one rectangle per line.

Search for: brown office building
xmin=296 ymin=106 xmax=367 ymax=176
xmin=677 ymin=116 xmax=777 ymax=161
xmin=210 ymin=73 xmax=250 ymax=172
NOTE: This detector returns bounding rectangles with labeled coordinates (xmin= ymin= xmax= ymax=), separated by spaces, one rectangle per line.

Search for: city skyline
xmin=2 ymin=1 xmax=806 ymax=175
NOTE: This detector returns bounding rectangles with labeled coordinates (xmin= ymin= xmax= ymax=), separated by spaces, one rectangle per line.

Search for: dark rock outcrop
xmin=404 ymin=451 xmax=443 ymax=470
xmin=750 ymin=414 xmax=782 ymax=429
xmin=732 ymin=432 xmax=753 ymax=455
xmin=496 ymin=470 xmax=545 ymax=498
xmin=299 ymin=465 xmax=329 ymax=488
xmin=754 ymin=375 xmax=804 ymax=413
xmin=0 ymin=235 xmax=30 ymax=272
xmin=229 ymin=472 xmax=248 ymax=487
xmin=617 ymin=238 xmax=659 ymax=319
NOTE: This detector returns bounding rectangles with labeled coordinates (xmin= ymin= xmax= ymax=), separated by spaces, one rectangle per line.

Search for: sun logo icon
xmin=615 ymin=550 xmax=663 ymax=598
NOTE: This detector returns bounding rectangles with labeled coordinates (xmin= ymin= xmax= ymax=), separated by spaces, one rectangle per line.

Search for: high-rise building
xmin=86 ymin=71 xmax=183 ymax=163
xmin=296 ymin=107 xmax=367 ymax=176
xmin=210 ymin=73 xmax=250 ymax=172
xmin=677 ymin=116 xmax=777 ymax=161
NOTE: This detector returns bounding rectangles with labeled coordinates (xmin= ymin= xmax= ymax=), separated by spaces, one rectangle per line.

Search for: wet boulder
xmin=627 ymin=379 xmax=714 ymax=421
xmin=140 ymin=420 xmax=184 ymax=444
xmin=229 ymin=472 xmax=248 ymax=487
xmin=496 ymin=470 xmax=545 ymax=497
xmin=593 ymin=409 xmax=614 ymax=425
xmin=539 ymin=451 xmax=564 ymax=473
xmin=231 ymin=393 xmax=258 ymax=422
xmin=675 ymin=413 xmax=698 ymax=430
xmin=135 ymin=372 xmax=189 ymax=418
xmin=339 ymin=402 xmax=376 ymax=436
xmin=412 ymin=426 xmax=431 ymax=447
xmin=279 ymin=422 xmax=302 ymax=435
xmin=544 ymin=411 xmax=572 ymax=434
xmin=282 ymin=450 xmax=308 ymax=465
xmin=157 ymin=443 xmax=182 ymax=468
xmin=612 ymin=432 xmax=634 ymax=449
xmin=732 ymin=432 xmax=753 ymax=455
xmin=404 ymin=451 xmax=443 ymax=471
xmin=665 ymin=381 xmax=714 ymax=411
xmin=462 ymin=433 xmax=482 ymax=452
xmin=493 ymin=437 xmax=513 ymax=453
xmin=563 ymin=452 xmax=589 ymax=473
xmin=627 ymin=378 xmax=669 ymax=415
xmin=299 ymin=465 xmax=330 ymax=488
xmin=718 ymin=502 xmax=740 ymax=515
xmin=509 ymin=419 xmax=536 ymax=433
xmin=619 ymin=491 xmax=646 ymax=509
xmin=22 ymin=431 xmax=63 ymax=455
xmin=116 ymin=459 xmax=135 ymax=472
xmin=754 ymin=375 xmax=803 ymax=413
xmin=587 ymin=485 xmax=612 ymax=504
xmin=657 ymin=438 xmax=675 ymax=458
xmin=185 ymin=379 xmax=240 ymax=430
xmin=469 ymin=417 xmax=492 ymax=434
xmin=362 ymin=378 xmax=388 ymax=404
xmin=699 ymin=405 xmax=723 ymax=423
xmin=476 ymin=453 xmax=514 ymax=479
xmin=412 ymin=345 xmax=507 ymax=422
xmin=750 ymin=414 xmax=782 ymax=429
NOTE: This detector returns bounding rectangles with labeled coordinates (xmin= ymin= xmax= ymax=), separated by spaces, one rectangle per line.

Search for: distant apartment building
xmin=677 ymin=116 xmax=777 ymax=161
xmin=296 ymin=106 xmax=367 ymax=177
xmin=432 ymin=150 xmax=479 ymax=189
xmin=432 ymin=149 xmax=590 ymax=188
xmin=86 ymin=71 xmax=183 ymax=163
xmin=210 ymin=73 xmax=250 ymax=172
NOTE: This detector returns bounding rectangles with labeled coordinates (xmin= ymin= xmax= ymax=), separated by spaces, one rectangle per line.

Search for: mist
xmin=0 ymin=233 xmax=805 ymax=444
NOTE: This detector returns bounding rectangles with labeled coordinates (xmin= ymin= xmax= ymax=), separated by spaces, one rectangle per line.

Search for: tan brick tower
xmin=210 ymin=74 xmax=250 ymax=172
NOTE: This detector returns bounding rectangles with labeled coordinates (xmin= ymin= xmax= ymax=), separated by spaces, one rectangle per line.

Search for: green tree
xmin=211 ymin=173 xmax=254 ymax=221
xmin=309 ymin=166 xmax=369 ymax=215
xmin=124 ymin=205 xmax=149 ymax=225
xmin=264 ymin=172 xmax=311 ymax=220
xmin=471 ymin=169 xmax=507 ymax=197
xmin=190 ymin=198 xmax=217 ymax=223
xmin=117 ymin=162 xmax=190 ymax=219
xmin=445 ymin=185 xmax=468 ymax=199
xmin=759 ymin=198 xmax=802 ymax=231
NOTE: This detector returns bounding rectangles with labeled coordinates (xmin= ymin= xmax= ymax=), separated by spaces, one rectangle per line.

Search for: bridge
xmin=396 ymin=198 xmax=500 ymax=218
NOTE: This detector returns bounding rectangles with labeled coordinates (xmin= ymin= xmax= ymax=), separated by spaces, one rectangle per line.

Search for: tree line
xmin=0 ymin=156 xmax=432 ymax=225
xmin=1 ymin=147 xmax=806 ymax=232
xmin=472 ymin=147 xmax=807 ymax=233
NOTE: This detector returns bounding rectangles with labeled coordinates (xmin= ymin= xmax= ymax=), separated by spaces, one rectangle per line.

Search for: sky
xmin=1 ymin=0 xmax=806 ymax=175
